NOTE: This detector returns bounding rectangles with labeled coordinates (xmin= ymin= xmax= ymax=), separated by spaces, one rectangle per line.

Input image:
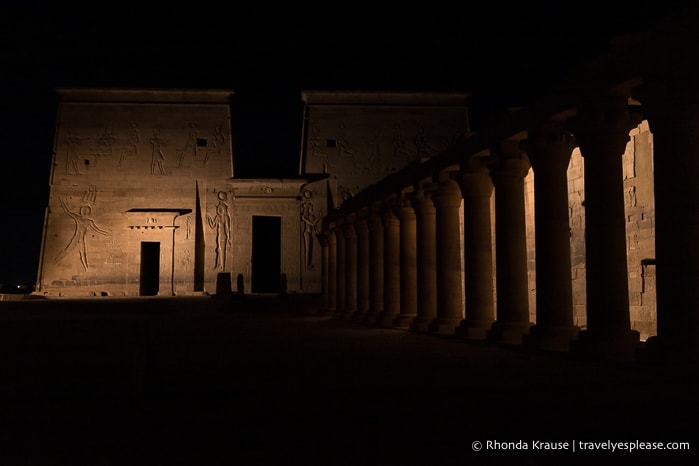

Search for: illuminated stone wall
xmin=299 ymin=91 xmax=472 ymax=293
xmin=38 ymin=89 xmax=236 ymax=296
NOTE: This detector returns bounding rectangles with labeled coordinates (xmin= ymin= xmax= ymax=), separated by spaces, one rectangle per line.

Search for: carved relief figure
xmin=118 ymin=122 xmax=141 ymax=168
xmin=96 ymin=124 xmax=116 ymax=163
xmin=392 ymin=124 xmax=410 ymax=159
xmin=150 ymin=128 xmax=167 ymax=175
xmin=55 ymin=196 xmax=111 ymax=271
xmin=367 ymin=128 xmax=382 ymax=170
xmin=178 ymin=122 xmax=199 ymax=168
xmin=301 ymin=190 xmax=320 ymax=269
xmin=203 ymin=123 xmax=225 ymax=167
xmin=309 ymin=124 xmax=329 ymax=173
xmin=337 ymin=122 xmax=356 ymax=167
xmin=65 ymin=129 xmax=90 ymax=175
xmin=414 ymin=126 xmax=437 ymax=159
xmin=207 ymin=191 xmax=231 ymax=270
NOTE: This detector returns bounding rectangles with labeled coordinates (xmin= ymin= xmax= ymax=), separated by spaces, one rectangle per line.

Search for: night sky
xmin=0 ymin=1 xmax=686 ymax=285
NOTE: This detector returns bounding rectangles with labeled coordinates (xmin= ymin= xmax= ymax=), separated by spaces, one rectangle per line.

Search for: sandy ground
xmin=0 ymin=294 xmax=696 ymax=465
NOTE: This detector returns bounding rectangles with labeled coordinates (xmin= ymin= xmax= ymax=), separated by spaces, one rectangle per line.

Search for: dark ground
xmin=0 ymin=294 xmax=696 ymax=466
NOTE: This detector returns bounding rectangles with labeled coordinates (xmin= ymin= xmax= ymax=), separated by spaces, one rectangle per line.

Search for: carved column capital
xmin=568 ymin=93 xmax=643 ymax=157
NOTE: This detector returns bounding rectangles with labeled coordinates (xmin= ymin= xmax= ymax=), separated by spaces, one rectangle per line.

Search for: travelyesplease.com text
xmin=471 ymin=440 xmax=690 ymax=453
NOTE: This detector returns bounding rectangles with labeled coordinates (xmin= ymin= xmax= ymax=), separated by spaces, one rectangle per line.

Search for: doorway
xmin=140 ymin=241 xmax=160 ymax=296
xmin=252 ymin=216 xmax=281 ymax=293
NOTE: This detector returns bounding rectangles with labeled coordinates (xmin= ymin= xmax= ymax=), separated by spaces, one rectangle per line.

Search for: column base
xmin=351 ymin=309 xmax=368 ymax=322
xmin=428 ymin=317 xmax=461 ymax=335
xmin=410 ymin=316 xmax=433 ymax=333
xmin=524 ymin=324 xmax=581 ymax=352
xmin=377 ymin=311 xmax=399 ymax=328
xmin=570 ymin=329 xmax=642 ymax=362
xmin=340 ymin=309 xmax=357 ymax=320
xmin=638 ymin=336 xmax=699 ymax=372
xmin=362 ymin=312 xmax=380 ymax=326
xmin=456 ymin=319 xmax=495 ymax=341
xmin=487 ymin=321 xmax=533 ymax=346
xmin=393 ymin=313 xmax=417 ymax=328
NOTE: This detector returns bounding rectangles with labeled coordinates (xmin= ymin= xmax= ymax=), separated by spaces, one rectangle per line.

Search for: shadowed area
xmin=0 ymin=295 xmax=696 ymax=465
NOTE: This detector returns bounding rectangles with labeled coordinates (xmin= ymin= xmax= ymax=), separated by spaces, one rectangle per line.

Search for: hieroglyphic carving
xmin=301 ymin=189 xmax=321 ymax=269
xmin=207 ymin=191 xmax=231 ymax=270
xmin=150 ymin=128 xmax=167 ymax=175
xmin=180 ymin=248 xmax=192 ymax=270
xmin=55 ymin=186 xmax=111 ymax=271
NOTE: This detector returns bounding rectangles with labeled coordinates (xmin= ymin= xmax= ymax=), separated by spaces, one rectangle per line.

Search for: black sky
xmin=0 ymin=1 xmax=686 ymax=284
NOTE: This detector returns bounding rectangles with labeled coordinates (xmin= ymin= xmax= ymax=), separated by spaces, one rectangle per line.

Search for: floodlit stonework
xmin=36 ymin=88 xmax=471 ymax=296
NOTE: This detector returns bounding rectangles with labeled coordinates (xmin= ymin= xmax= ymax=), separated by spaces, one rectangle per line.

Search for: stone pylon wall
xmin=37 ymin=89 xmax=235 ymax=297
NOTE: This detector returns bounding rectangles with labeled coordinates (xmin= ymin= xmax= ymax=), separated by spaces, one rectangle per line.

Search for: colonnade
xmin=317 ymin=14 xmax=699 ymax=365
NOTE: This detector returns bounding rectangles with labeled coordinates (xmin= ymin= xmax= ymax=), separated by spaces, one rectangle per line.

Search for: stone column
xmin=429 ymin=174 xmax=464 ymax=335
xmin=353 ymin=207 xmax=371 ymax=321
xmin=457 ymin=156 xmax=496 ymax=340
xmin=523 ymin=122 xmax=581 ymax=351
xmin=327 ymin=224 xmax=337 ymax=315
xmin=364 ymin=200 xmax=384 ymax=325
xmin=393 ymin=193 xmax=418 ymax=327
xmin=379 ymin=197 xmax=401 ymax=327
xmin=410 ymin=183 xmax=438 ymax=332
xmin=342 ymin=213 xmax=358 ymax=319
xmin=487 ymin=140 xmax=533 ymax=344
xmin=317 ymin=228 xmax=330 ymax=314
xmin=640 ymin=76 xmax=699 ymax=366
xmin=333 ymin=217 xmax=346 ymax=319
xmin=570 ymin=93 xmax=641 ymax=360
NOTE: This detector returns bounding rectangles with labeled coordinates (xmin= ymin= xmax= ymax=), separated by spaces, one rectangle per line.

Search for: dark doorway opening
xmin=252 ymin=216 xmax=281 ymax=293
xmin=140 ymin=241 xmax=160 ymax=296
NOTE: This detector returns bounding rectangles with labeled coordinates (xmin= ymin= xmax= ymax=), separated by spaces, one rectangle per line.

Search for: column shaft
xmin=487 ymin=141 xmax=533 ymax=344
xmin=343 ymin=214 xmax=358 ymax=319
xmin=571 ymin=94 xmax=641 ymax=360
xmin=394 ymin=197 xmax=418 ymax=327
xmin=457 ymin=159 xmax=496 ymax=340
xmin=524 ymin=124 xmax=580 ymax=351
xmin=364 ymin=201 xmax=384 ymax=325
xmin=429 ymin=176 xmax=464 ymax=335
xmin=410 ymin=185 xmax=438 ymax=332
xmin=354 ymin=208 xmax=371 ymax=321
xmin=379 ymin=200 xmax=401 ymax=327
